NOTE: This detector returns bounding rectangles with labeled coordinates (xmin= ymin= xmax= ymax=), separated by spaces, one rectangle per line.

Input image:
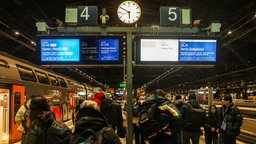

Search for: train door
xmin=10 ymin=85 xmax=25 ymax=143
xmin=0 ymin=87 xmax=10 ymax=143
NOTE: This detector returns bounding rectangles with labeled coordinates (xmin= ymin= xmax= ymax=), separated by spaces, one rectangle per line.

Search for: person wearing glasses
xmin=219 ymin=94 xmax=243 ymax=144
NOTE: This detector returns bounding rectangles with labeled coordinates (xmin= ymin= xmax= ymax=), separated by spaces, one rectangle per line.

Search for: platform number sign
xmin=160 ymin=7 xmax=181 ymax=26
xmin=78 ymin=6 xmax=98 ymax=25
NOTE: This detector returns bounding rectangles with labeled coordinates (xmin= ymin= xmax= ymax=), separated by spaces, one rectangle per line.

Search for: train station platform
xmin=13 ymin=119 xmax=247 ymax=144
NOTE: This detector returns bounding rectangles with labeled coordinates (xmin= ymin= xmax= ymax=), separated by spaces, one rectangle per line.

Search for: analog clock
xmin=117 ymin=1 xmax=141 ymax=24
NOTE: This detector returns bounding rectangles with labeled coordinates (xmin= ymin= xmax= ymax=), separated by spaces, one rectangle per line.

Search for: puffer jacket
xmin=15 ymin=99 xmax=31 ymax=133
xmin=220 ymin=103 xmax=243 ymax=136
xmin=25 ymin=111 xmax=55 ymax=144
xmin=140 ymin=95 xmax=183 ymax=144
xmin=71 ymin=107 xmax=121 ymax=144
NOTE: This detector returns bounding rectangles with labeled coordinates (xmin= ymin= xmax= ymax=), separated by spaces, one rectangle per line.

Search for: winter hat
xmin=93 ymin=92 xmax=106 ymax=108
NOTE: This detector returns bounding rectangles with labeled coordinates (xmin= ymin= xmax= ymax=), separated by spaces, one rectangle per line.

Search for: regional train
xmin=0 ymin=51 xmax=88 ymax=143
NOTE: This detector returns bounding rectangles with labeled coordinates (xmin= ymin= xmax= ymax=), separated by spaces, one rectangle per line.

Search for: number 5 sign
xmin=160 ymin=7 xmax=180 ymax=26
xmin=78 ymin=6 xmax=98 ymax=25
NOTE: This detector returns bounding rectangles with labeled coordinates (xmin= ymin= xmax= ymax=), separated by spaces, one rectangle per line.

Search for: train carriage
xmin=0 ymin=51 xmax=86 ymax=143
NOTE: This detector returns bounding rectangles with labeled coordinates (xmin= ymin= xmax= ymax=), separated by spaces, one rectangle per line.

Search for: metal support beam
xmin=126 ymin=32 xmax=133 ymax=144
xmin=55 ymin=26 xmax=199 ymax=34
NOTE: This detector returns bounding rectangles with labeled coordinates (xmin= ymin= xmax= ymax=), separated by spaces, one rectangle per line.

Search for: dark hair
xmin=189 ymin=94 xmax=196 ymax=100
xmin=223 ymin=94 xmax=232 ymax=103
xmin=154 ymin=89 xmax=166 ymax=97
xmin=28 ymin=96 xmax=51 ymax=128
xmin=30 ymin=96 xmax=50 ymax=112
xmin=175 ymin=95 xmax=182 ymax=100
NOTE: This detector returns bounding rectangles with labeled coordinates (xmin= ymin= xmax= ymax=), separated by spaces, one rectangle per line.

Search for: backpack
xmin=100 ymin=99 xmax=113 ymax=123
xmin=138 ymin=99 xmax=171 ymax=140
xmin=184 ymin=103 xmax=206 ymax=130
xmin=70 ymin=127 xmax=112 ymax=144
xmin=46 ymin=120 xmax=72 ymax=144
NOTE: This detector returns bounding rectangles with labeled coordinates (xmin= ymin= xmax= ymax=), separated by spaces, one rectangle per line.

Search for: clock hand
xmin=120 ymin=7 xmax=129 ymax=12
xmin=128 ymin=11 xmax=130 ymax=19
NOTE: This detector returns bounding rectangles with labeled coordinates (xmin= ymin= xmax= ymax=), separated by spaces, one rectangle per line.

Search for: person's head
xmin=188 ymin=94 xmax=196 ymax=100
xmin=175 ymin=95 xmax=182 ymax=101
xmin=80 ymin=100 xmax=100 ymax=111
xmin=27 ymin=96 xmax=51 ymax=127
xmin=78 ymin=97 xmax=84 ymax=104
xmin=221 ymin=94 xmax=232 ymax=106
xmin=29 ymin=96 xmax=50 ymax=112
xmin=93 ymin=91 xmax=106 ymax=108
xmin=94 ymin=87 xmax=102 ymax=94
xmin=75 ymin=100 xmax=100 ymax=124
xmin=154 ymin=89 xmax=166 ymax=97
xmin=209 ymin=105 xmax=218 ymax=114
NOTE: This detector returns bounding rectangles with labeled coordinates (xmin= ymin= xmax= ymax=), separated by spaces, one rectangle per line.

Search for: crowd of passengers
xmin=15 ymin=87 xmax=243 ymax=144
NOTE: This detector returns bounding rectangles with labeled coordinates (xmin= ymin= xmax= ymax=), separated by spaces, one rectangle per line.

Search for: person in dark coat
xmin=25 ymin=96 xmax=55 ymax=144
xmin=71 ymin=100 xmax=122 ymax=144
xmin=142 ymin=89 xmax=183 ymax=144
xmin=173 ymin=95 xmax=184 ymax=144
xmin=219 ymin=94 xmax=243 ymax=144
xmin=204 ymin=105 xmax=220 ymax=144
xmin=180 ymin=94 xmax=205 ymax=144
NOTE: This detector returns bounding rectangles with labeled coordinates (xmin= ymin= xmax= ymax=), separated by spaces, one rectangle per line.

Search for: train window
xmin=35 ymin=70 xmax=50 ymax=84
xmin=67 ymin=80 xmax=74 ymax=85
xmin=48 ymin=74 xmax=60 ymax=86
xmin=14 ymin=92 xmax=21 ymax=117
xmin=16 ymin=64 xmax=37 ymax=82
xmin=58 ymin=77 xmax=67 ymax=88
xmin=0 ymin=59 xmax=10 ymax=68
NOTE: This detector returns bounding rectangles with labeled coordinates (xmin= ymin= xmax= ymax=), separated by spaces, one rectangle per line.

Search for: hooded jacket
xmin=72 ymin=107 xmax=121 ymax=144
xmin=25 ymin=111 xmax=55 ymax=144
xmin=180 ymin=99 xmax=205 ymax=132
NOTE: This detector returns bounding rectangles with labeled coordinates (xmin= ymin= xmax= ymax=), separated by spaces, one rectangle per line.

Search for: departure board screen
xmin=179 ymin=39 xmax=217 ymax=62
xmin=140 ymin=39 xmax=179 ymax=61
xmin=98 ymin=39 xmax=119 ymax=61
xmin=40 ymin=39 xmax=80 ymax=62
xmin=38 ymin=36 xmax=124 ymax=65
xmin=136 ymin=36 xmax=219 ymax=64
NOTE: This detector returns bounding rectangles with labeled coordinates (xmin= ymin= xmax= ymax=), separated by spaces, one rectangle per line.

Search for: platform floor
xmin=13 ymin=120 xmax=246 ymax=144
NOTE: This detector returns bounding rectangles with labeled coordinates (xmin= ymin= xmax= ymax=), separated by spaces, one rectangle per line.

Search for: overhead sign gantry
xmin=36 ymin=3 xmax=221 ymax=144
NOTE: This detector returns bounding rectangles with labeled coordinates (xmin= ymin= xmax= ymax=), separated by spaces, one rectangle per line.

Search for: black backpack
xmin=100 ymin=99 xmax=113 ymax=123
xmin=46 ymin=120 xmax=72 ymax=144
xmin=69 ymin=127 xmax=112 ymax=144
xmin=183 ymin=103 xmax=206 ymax=130
xmin=138 ymin=99 xmax=171 ymax=140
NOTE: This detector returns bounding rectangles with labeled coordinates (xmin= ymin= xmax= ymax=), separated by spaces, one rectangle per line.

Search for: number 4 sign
xmin=78 ymin=6 xmax=98 ymax=25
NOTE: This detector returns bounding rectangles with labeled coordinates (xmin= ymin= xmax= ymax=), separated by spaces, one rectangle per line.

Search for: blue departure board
xmin=179 ymin=39 xmax=217 ymax=62
xmin=41 ymin=39 xmax=80 ymax=62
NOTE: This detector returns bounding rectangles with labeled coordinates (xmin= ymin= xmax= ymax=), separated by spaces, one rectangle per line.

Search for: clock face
xmin=117 ymin=1 xmax=141 ymax=24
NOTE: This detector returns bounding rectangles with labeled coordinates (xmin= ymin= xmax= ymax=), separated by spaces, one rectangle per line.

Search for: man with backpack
xmin=70 ymin=100 xmax=121 ymax=144
xmin=25 ymin=96 xmax=72 ymax=144
xmin=180 ymin=94 xmax=206 ymax=144
xmin=139 ymin=89 xmax=183 ymax=144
